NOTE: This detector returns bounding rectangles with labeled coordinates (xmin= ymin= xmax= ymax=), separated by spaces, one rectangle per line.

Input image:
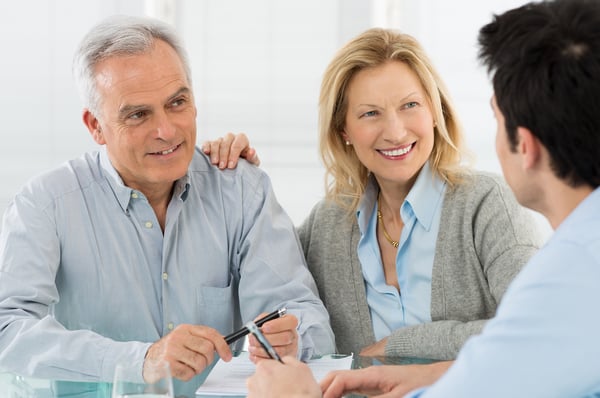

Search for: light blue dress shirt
xmin=0 ymin=147 xmax=334 ymax=382
xmin=406 ymin=187 xmax=600 ymax=397
xmin=356 ymin=163 xmax=446 ymax=341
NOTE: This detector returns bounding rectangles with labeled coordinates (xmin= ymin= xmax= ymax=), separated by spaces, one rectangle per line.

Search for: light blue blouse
xmin=356 ymin=162 xmax=446 ymax=341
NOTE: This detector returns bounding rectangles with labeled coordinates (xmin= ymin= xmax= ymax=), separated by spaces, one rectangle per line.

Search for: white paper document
xmin=196 ymin=352 xmax=353 ymax=396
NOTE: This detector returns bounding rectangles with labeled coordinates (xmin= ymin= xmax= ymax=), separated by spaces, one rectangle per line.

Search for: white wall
xmin=0 ymin=0 xmax=550 ymax=234
xmin=0 ymin=0 xmax=146 ymax=225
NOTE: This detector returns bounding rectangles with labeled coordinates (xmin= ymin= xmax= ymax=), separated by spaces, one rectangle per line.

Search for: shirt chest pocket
xmin=196 ymin=279 xmax=236 ymax=336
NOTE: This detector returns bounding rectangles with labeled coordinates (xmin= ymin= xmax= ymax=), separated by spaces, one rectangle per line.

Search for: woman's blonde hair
xmin=319 ymin=28 xmax=469 ymax=211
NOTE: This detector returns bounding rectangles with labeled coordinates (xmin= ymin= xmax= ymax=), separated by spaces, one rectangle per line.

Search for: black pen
xmin=224 ymin=307 xmax=287 ymax=345
xmin=245 ymin=320 xmax=284 ymax=363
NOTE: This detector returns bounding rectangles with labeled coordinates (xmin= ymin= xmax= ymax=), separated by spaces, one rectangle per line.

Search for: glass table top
xmin=1 ymin=353 xmax=437 ymax=398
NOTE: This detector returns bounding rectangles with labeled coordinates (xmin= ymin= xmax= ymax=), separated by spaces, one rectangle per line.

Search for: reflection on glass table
xmin=352 ymin=355 xmax=437 ymax=369
xmin=0 ymin=353 xmax=439 ymax=398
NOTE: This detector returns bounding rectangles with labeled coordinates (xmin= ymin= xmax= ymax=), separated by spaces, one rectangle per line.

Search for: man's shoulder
xmin=7 ymin=151 xmax=103 ymax=215
xmin=188 ymin=148 xmax=269 ymax=185
xmin=20 ymin=152 xmax=102 ymax=197
xmin=553 ymin=188 xmax=600 ymax=251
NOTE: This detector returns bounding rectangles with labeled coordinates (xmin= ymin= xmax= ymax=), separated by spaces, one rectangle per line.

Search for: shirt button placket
xmin=162 ymin=272 xmax=170 ymax=332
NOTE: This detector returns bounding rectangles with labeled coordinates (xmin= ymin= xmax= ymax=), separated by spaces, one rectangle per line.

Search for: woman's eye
xmin=404 ymin=101 xmax=418 ymax=109
xmin=362 ymin=110 xmax=378 ymax=117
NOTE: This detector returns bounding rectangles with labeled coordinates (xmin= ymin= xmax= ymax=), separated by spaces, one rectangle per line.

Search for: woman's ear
xmin=341 ymin=131 xmax=351 ymax=146
xmin=83 ymin=110 xmax=105 ymax=145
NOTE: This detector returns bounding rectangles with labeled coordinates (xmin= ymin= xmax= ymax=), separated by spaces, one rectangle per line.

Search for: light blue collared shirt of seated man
xmin=405 ymin=187 xmax=600 ymax=398
xmin=0 ymin=147 xmax=335 ymax=382
xmin=357 ymin=162 xmax=446 ymax=341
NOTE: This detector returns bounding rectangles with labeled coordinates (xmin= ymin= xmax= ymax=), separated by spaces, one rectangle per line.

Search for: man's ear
xmin=83 ymin=109 xmax=105 ymax=145
xmin=517 ymin=126 xmax=541 ymax=170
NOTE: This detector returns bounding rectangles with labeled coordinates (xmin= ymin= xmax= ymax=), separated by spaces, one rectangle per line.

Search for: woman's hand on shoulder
xmin=201 ymin=132 xmax=260 ymax=169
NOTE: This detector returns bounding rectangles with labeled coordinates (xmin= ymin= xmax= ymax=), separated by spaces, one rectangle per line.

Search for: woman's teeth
xmin=380 ymin=144 xmax=412 ymax=156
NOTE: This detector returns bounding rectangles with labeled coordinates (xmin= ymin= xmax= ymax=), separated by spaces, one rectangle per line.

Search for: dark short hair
xmin=478 ymin=0 xmax=600 ymax=188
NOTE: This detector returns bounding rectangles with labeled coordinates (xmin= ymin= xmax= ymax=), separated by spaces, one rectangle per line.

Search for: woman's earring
xmin=345 ymin=141 xmax=351 ymax=146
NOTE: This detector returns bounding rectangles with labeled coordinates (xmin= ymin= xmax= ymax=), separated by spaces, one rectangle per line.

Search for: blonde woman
xmin=205 ymin=28 xmax=543 ymax=361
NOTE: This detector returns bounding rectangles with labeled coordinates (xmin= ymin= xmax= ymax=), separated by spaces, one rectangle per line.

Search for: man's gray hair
xmin=72 ymin=15 xmax=192 ymax=116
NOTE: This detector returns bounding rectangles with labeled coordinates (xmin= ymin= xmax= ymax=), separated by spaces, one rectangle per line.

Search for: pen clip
xmin=245 ymin=321 xmax=284 ymax=363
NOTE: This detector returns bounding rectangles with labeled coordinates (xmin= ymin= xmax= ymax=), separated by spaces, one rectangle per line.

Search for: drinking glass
xmin=112 ymin=359 xmax=174 ymax=398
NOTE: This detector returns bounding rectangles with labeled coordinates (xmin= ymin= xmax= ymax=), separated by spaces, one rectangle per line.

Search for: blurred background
xmin=0 ymin=0 xmax=549 ymax=233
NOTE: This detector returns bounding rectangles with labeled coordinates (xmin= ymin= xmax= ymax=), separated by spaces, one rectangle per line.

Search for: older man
xmin=0 ymin=15 xmax=334 ymax=383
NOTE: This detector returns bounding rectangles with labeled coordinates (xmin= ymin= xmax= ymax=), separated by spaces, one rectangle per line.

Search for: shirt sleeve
xmin=409 ymin=242 xmax=600 ymax=397
xmin=0 ymin=189 xmax=151 ymax=382
xmin=233 ymin=167 xmax=335 ymax=360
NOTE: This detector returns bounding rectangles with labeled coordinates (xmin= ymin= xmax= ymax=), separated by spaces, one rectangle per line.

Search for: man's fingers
xmin=169 ymin=360 xmax=199 ymax=381
xmin=260 ymin=314 xmax=298 ymax=333
xmin=247 ymin=330 xmax=297 ymax=361
xmin=146 ymin=324 xmax=233 ymax=381
xmin=255 ymin=329 xmax=296 ymax=347
xmin=188 ymin=325 xmax=233 ymax=362
xmin=145 ymin=333 xmax=199 ymax=381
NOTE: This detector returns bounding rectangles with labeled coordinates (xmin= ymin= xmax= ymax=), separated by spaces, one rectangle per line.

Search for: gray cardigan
xmin=297 ymin=172 xmax=544 ymax=360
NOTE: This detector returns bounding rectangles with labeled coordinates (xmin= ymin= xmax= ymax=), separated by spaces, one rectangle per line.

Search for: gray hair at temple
xmin=72 ymin=15 xmax=192 ymax=117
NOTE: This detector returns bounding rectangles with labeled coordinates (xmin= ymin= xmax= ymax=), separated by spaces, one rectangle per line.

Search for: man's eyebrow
xmin=118 ymin=87 xmax=192 ymax=118
xmin=119 ymin=104 xmax=148 ymax=119
xmin=168 ymin=87 xmax=191 ymax=102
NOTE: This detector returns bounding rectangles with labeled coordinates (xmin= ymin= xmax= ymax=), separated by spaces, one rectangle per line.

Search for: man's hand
xmin=201 ymin=132 xmax=260 ymax=169
xmin=144 ymin=324 xmax=232 ymax=381
xmin=247 ymin=313 xmax=299 ymax=362
xmin=247 ymin=356 xmax=321 ymax=398
xmin=320 ymin=361 xmax=454 ymax=398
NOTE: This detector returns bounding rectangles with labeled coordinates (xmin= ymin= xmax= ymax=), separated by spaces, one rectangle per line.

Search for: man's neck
xmin=538 ymin=180 xmax=593 ymax=230
xmin=141 ymin=183 xmax=174 ymax=233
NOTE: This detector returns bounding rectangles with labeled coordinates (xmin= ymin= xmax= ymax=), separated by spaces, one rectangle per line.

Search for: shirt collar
xmin=554 ymin=185 xmax=600 ymax=237
xmin=356 ymin=161 xmax=446 ymax=233
xmin=404 ymin=162 xmax=446 ymax=231
xmin=99 ymin=147 xmax=191 ymax=213
xmin=356 ymin=175 xmax=379 ymax=235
